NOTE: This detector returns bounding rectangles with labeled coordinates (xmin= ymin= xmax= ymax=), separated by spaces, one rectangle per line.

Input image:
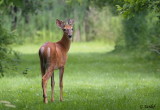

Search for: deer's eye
xmin=63 ymin=29 xmax=66 ymax=31
xmin=72 ymin=28 xmax=74 ymax=31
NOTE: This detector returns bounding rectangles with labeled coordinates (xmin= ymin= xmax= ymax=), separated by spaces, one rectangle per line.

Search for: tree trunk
xmin=11 ymin=6 xmax=18 ymax=30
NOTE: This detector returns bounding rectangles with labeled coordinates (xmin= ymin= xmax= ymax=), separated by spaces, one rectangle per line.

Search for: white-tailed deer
xmin=39 ymin=19 xmax=74 ymax=103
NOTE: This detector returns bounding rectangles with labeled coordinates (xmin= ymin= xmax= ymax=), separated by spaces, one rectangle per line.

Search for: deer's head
xmin=56 ymin=19 xmax=74 ymax=39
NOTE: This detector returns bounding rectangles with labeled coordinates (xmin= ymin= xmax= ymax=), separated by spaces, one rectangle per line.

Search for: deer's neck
xmin=58 ymin=33 xmax=71 ymax=52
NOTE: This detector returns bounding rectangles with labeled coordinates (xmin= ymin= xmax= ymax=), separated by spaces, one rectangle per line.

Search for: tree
xmin=116 ymin=0 xmax=160 ymax=55
xmin=88 ymin=0 xmax=160 ymax=57
xmin=0 ymin=0 xmax=32 ymax=77
xmin=116 ymin=0 xmax=160 ymax=19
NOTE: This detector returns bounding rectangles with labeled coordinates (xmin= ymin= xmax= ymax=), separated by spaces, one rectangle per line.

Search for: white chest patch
xmin=47 ymin=47 xmax=50 ymax=58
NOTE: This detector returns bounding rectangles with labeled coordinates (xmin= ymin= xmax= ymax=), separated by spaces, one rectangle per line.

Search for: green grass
xmin=0 ymin=42 xmax=160 ymax=110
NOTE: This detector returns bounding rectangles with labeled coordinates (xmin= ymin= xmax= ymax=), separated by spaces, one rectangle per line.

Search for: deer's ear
xmin=56 ymin=19 xmax=64 ymax=29
xmin=68 ymin=19 xmax=74 ymax=25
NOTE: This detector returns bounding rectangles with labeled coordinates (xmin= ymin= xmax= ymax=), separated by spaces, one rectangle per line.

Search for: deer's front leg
xmin=59 ymin=67 xmax=64 ymax=101
xmin=51 ymin=72 xmax=55 ymax=102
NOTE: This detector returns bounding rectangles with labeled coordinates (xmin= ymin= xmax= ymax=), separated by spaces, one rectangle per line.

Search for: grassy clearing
xmin=0 ymin=42 xmax=160 ymax=110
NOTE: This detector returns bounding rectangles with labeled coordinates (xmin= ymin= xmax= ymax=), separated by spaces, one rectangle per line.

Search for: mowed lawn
xmin=0 ymin=42 xmax=160 ymax=110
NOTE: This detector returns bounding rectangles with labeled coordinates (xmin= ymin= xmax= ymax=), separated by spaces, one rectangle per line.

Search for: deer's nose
xmin=68 ymin=35 xmax=72 ymax=38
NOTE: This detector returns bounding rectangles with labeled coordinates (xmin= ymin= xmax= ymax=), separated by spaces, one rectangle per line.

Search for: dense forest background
xmin=0 ymin=0 xmax=160 ymax=75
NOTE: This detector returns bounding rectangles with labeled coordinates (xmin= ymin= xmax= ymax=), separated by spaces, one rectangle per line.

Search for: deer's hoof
xmin=44 ymin=98 xmax=48 ymax=104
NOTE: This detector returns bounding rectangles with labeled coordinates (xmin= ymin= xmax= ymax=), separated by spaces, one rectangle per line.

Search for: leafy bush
xmin=0 ymin=23 xmax=19 ymax=77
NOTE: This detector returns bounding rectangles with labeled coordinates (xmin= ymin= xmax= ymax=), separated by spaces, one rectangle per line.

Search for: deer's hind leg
xmin=39 ymin=52 xmax=45 ymax=76
xmin=51 ymin=71 xmax=55 ymax=102
xmin=42 ymin=65 xmax=54 ymax=103
xmin=40 ymin=60 xmax=45 ymax=76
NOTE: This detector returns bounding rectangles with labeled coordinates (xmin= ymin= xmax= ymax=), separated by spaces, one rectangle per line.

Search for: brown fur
xmin=39 ymin=19 xmax=74 ymax=103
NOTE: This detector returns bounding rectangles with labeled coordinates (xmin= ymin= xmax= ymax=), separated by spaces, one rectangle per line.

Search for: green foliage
xmin=0 ymin=0 xmax=22 ymax=77
xmin=0 ymin=0 xmax=123 ymax=43
xmin=0 ymin=25 xmax=13 ymax=45
xmin=115 ymin=11 xmax=160 ymax=57
xmin=113 ymin=0 xmax=160 ymax=57
xmin=87 ymin=0 xmax=160 ymax=56
xmin=123 ymin=12 xmax=147 ymax=49
xmin=116 ymin=0 xmax=160 ymax=19
xmin=0 ymin=0 xmax=160 ymax=61
xmin=146 ymin=12 xmax=160 ymax=57
xmin=0 ymin=0 xmax=91 ymax=42
xmin=84 ymin=7 xmax=123 ymax=43
xmin=0 ymin=23 xmax=15 ymax=77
